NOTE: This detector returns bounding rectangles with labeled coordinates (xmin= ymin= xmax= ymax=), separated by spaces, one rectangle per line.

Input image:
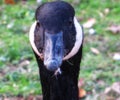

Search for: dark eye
xmin=37 ymin=21 xmax=40 ymax=27
xmin=68 ymin=20 xmax=73 ymax=26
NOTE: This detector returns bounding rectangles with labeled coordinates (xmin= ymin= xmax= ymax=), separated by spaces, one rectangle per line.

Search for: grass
xmin=0 ymin=0 xmax=120 ymax=98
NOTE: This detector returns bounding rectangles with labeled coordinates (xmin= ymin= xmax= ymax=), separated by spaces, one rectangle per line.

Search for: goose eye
xmin=68 ymin=20 xmax=73 ymax=26
xmin=37 ymin=21 xmax=40 ymax=27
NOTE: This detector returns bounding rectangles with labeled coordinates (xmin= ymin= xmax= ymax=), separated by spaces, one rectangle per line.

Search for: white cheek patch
xmin=29 ymin=21 xmax=43 ymax=58
xmin=63 ymin=17 xmax=83 ymax=60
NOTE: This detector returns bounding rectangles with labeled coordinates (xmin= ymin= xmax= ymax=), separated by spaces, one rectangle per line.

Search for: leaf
xmin=106 ymin=25 xmax=120 ymax=34
xmin=26 ymin=95 xmax=35 ymax=100
xmin=78 ymin=88 xmax=87 ymax=99
xmin=104 ymin=82 xmax=120 ymax=99
xmin=91 ymin=47 xmax=100 ymax=55
xmin=36 ymin=95 xmax=43 ymax=100
xmin=111 ymin=82 xmax=120 ymax=94
xmin=19 ymin=60 xmax=30 ymax=68
xmin=7 ymin=21 xmax=14 ymax=29
xmin=37 ymin=0 xmax=42 ymax=3
xmin=113 ymin=53 xmax=120 ymax=61
xmin=78 ymin=78 xmax=85 ymax=88
xmin=4 ymin=0 xmax=15 ymax=4
xmin=117 ymin=97 xmax=120 ymax=100
xmin=104 ymin=8 xmax=110 ymax=15
xmin=78 ymin=79 xmax=86 ymax=99
xmin=83 ymin=18 xmax=96 ymax=28
xmin=88 ymin=28 xmax=96 ymax=35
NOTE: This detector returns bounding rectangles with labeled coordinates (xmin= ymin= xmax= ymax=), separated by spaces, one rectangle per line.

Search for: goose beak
xmin=44 ymin=31 xmax=64 ymax=71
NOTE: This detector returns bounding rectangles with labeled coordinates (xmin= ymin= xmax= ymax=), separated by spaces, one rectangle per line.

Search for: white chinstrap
xmin=29 ymin=17 xmax=83 ymax=61
xmin=29 ymin=21 xmax=43 ymax=58
xmin=63 ymin=17 xmax=83 ymax=60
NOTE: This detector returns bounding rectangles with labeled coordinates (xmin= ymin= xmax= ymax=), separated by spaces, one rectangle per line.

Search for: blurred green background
xmin=0 ymin=0 xmax=120 ymax=99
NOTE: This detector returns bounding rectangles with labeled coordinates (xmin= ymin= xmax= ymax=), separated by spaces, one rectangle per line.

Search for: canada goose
xmin=29 ymin=1 xmax=83 ymax=100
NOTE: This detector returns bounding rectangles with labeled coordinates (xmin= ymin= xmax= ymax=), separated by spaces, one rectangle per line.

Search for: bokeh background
xmin=0 ymin=0 xmax=120 ymax=99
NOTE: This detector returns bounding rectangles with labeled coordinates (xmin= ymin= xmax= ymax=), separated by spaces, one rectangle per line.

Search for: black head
xmin=30 ymin=1 xmax=83 ymax=72
xmin=35 ymin=1 xmax=75 ymax=33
